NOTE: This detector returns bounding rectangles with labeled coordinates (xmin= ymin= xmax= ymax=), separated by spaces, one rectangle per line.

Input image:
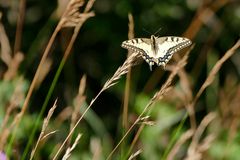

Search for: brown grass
xmin=0 ymin=12 xmax=12 ymax=66
xmin=0 ymin=0 xmax=239 ymax=159
xmin=185 ymin=112 xmax=217 ymax=160
xmin=166 ymin=129 xmax=194 ymax=160
xmin=193 ymin=40 xmax=240 ymax=104
xmin=122 ymin=13 xmax=135 ymax=129
xmin=13 ymin=0 xmax=26 ymax=54
xmin=30 ymin=100 xmax=58 ymax=160
xmin=0 ymin=77 xmax=25 ymax=150
xmin=5 ymin=0 xmax=94 ymax=151
xmin=53 ymin=49 xmax=142 ymax=159
xmin=68 ymin=75 xmax=87 ymax=146
xmin=62 ymin=133 xmax=82 ymax=160
xmin=0 ymin=0 xmax=95 ymax=158
xmin=107 ymin=44 xmax=195 ymax=159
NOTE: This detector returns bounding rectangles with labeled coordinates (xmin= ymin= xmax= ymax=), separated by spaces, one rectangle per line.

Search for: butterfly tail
xmin=149 ymin=61 xmax=155 ymax=71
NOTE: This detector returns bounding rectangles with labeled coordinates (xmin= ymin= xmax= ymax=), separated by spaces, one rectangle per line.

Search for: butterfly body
xmin=121 ymin=35 xmax=192 ymax=70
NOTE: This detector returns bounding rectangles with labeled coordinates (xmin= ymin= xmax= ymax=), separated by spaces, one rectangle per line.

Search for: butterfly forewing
xmin=122 ymin=38 xmax=151 ymax=54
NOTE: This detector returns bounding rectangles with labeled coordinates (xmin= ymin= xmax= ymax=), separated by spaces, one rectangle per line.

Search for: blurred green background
xmin=0 ymin=0 xmax=240 ymax=159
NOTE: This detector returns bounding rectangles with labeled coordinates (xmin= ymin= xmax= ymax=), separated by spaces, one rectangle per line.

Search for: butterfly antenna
xmin=142 ymin=28 xmax=152 ymax=36
xmin=153 ymin=27 xmax=162 ymax=37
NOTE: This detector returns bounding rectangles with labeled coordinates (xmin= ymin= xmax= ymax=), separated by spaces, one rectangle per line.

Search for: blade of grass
xmin=162 ymin=112 xmax=188 ymax=160
xmin=6 ymin=21 xmax=61 ymax=157
xmin=21 ymin=54 xmax=68 ymax=159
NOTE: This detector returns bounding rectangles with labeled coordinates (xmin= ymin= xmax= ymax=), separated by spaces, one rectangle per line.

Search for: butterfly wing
xmin=121 ymin=38 xmax=151 ymax=56
xmin=121 ymin=38 xmax=157 ymax=70
xmin=155 ymin=36 xmax=192 ymax=66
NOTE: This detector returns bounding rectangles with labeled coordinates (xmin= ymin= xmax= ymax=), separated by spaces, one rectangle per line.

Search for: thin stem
xmin=53 ymin=89 xmax=104 ymax=160
xmin=14 ymin=0 xmax=26 ymax=54
xmin=53 ymin=52 xmax=140 ymax=159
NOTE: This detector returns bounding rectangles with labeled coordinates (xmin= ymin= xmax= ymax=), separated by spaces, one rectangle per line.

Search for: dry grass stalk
xmin=107 ymin=45 xmax=194 ymax=160
xmin=68 ymin=75 xmax=87 ymax=146
xmin=30 ymin=99 xmax=58 ymax=160
xmin=138 ymin=116 xmax=155 ymax=126
xmin=166 ymin=129 xmax=194 ymax=160
xmin=56 ymin=0 xmax=70 ymax=18
xmin=186 ymin=103 xmax=196 ymax=129
xmin=60 ymin=0 xmax=95 ymax=65
xmin=90 ymin=137 xmax=102 ymax=160
xmin=123 ymin=13 xmax=135 ymax=129
xmin=0 ymin=77 xmax=25 ymax=129
xmin=62 ymin=133 xmax=82 ymax=160
xmin=177 ymin=69 xmax=196 ymax=129
xmin=140 ymin=120 xmax=155 ymax=126
xmin=41 ymin=130 xmax=58 ymax=140
xmin=55 ymin=106 xmax=73 ymax=125
xmin=197 ymin=134 xmax=215 ymax=153
xmin=189 ymin=112 xmax=216 ymax=149
xmin=193 ymin=39 xmax=240 ymax=104
xmin=34 ymin=58 xmax=52 ymax=88
xmin=71 ymin=75 xmax=87 ymax=128
xmin=127 ymin=13 xmax=135 ymax=42
xmin=84 ymin=0 xmax=95 ymax=13
xmin=3 ymin=52 xmax=24 ymax=81
xmin=128 ymin=46 xmax=194 ymax=153
xmin=151 ymin=45 xmax=193 ymax=103
xmin=7 ymin=0 xmax=95 ymax=152
xmin=9 ymin=29 xmax=58 ymax=129
xmin=13 ymin=0 xmax=26 ymax=54
xmin=183 ymin=0 xmax=229 ymax=39
xmin=60 ymin=0 xmax=95 ymax=28
xmin=60 ymin=0 xmax=85 ymax=27
xmin=182 ymin=39 xmax=240 ymax=131
xmin=179 ymin=0 xmax=228 ymax=90
xmin=185 ymin=112 xmax=217 ymax=160
xmin=219 ymin=76 xmax=240 ymax=150
xmin=183 ymin=0 xmax=229 ymax=85
xmin=219 ymin=75 xmax=240 ymax=119
xmin=103 ymin=52 xmax=141 ymax=90
xmin=219 ymin=111 xmax=240 ymax=159
xmin=185 ymin=134 xmax=215 ymax=160
xmin=0 ymin=12 xmax=12 ymax=66
xmin=178 ymin=70 xmax=193 ymax=104
xmin=0 ymin=130 xmax=9 ymax=152
xmin=8 ymin=4 xmax=61 ymax=130
xmin=0 ymin=77 xmax=25 ymax=149
xmin=172 ymin=65 xmax=196 ymax=129
xmin=128 ymin=149 xmax=142 ymax=160
xmin=53 ymin=48 xmax=141 ymax=159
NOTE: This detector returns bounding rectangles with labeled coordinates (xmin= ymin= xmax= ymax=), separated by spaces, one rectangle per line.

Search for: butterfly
xmin=121 ymin=35 xmax=192 ymax=70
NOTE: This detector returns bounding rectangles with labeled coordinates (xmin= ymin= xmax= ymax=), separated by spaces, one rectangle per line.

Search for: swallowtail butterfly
xmin=121 ymin=35 xmax=192 ymax=70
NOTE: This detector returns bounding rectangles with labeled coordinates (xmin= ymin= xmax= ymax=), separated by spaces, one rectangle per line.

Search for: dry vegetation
xmin=0 ymin=0 xmax=240 ymax=159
